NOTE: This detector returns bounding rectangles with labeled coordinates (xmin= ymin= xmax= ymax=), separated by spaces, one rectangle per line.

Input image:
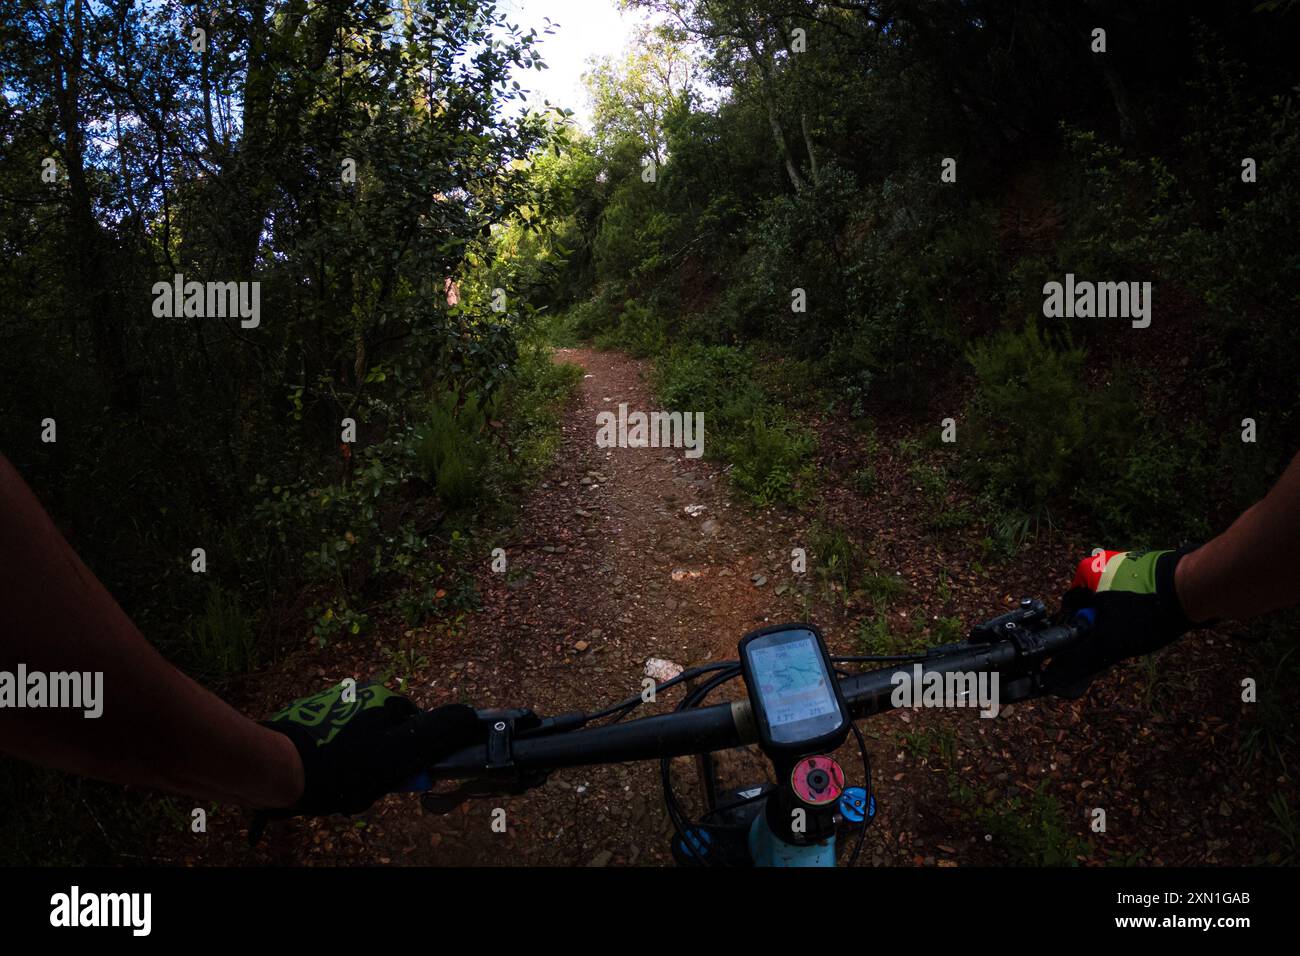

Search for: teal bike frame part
xmin=748 ymin=812 xmax=838 ymax=867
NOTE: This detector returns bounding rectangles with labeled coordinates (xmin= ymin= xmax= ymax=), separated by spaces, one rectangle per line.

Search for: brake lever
xmin=968 ymin=597 xmax=1049 ymax=644
xmin=399 ymin=707 xmax=554 ymax=812
xmin=960 ymin=599 xmax=1098 ymax=705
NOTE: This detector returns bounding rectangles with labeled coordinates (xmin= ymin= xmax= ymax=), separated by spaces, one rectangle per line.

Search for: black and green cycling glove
xmin=262 ymin=680 xmax=483 ymax=817
xmin=1044 ymin=547 xmax=1202 ymax=697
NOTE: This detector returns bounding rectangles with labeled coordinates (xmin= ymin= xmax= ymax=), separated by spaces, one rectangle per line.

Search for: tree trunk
xmin=55 ymin=0 xmax=136 ymax=411
xmin=742 ymin=32 xmax=806 ymax=192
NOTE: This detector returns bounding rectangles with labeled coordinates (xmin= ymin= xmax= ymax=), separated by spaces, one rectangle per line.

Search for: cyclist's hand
xmin=1044 ymin=547 xmax=1198 ymax=697
xmin=262 ymin=680 xmax=483 ymax=816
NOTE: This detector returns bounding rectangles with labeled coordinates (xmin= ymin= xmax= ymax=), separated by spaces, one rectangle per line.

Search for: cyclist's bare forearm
xmin=1175 ymin=451 xmax=1300 ymax=623
xmin=0 ymin=454 xmax=303 ymax=808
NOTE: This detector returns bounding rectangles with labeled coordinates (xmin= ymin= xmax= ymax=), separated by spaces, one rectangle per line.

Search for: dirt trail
xmin=392 ymin=347 xmax=805 ymax=865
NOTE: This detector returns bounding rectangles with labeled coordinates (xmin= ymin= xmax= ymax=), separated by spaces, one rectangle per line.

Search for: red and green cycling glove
xmin=1044 ymin=547 xmax=1202 ymax=697
xmin=261 ymin=680 xmax=484 ymax=817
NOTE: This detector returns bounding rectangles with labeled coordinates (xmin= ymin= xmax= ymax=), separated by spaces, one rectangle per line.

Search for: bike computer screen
xmin=739 ymin=624 xmax=848 ymax=758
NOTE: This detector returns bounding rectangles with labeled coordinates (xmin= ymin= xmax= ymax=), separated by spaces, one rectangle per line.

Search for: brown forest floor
xmin=154 ymin=347 xmax=1296 ymax=867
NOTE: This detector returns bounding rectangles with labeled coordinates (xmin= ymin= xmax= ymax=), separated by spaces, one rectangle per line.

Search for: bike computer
xmin=738 ymin=623 xmax=849 ymax=760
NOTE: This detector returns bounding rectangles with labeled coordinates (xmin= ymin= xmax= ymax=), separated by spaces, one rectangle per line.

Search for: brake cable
xmin=845 ymin=718 xmax=874 ymax=867
xmin=661 ymin=664 xmax=743 ymax=866
xmin=586 ymin=661 xmax=741 ymax=726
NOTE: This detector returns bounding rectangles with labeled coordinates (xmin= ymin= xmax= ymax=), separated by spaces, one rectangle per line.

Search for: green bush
xmin=964 ymin=319 xmax=1128 ymax=521
xmin=593 ymin=170 xmax=673 ymax=283
xmin=823 ymin=175 xmax=992 ymax=411
xmin=963 ymin=320 xmax=1226 ymax=546
xmin=594 ymin=298 xmax=669 ymax=358
xmin=186 ymin=585 xmax=257 ymax=683
xmin=414 ymin=390 xmax=496 ymax=510
xmin=855 ymin=615 xmax=927 ymax=656
xmin=653 ymin=344 xmax=759 ymax=418
xmin=1055 ymin=127 xmax=1182 ymax=282
xmin=850 ymin=463 xmax=877 ymax=495
xmin=859 ymin=567 xmax=910 ymax=609
xmin=809 ymin=522 xmax=861 ymax=591
xmin=569 ymin=295 xmax=613 ymax=341
xmin=249 ymin=342 xmax=581 ymax=646
xmin=1077 ymin=427 xmax=1216 ymax=545
xmin=725 ymin=418 xmax=817 ymax=506
xmin=308 ymin=598 xmax=371 ymax=645
xmin=496 ymin=343 xmax=585 ymax=484
xmin=654 ymin=344 xmax=816 ymax=505
xmin=253 ymin=452 xmax=403 ymax=604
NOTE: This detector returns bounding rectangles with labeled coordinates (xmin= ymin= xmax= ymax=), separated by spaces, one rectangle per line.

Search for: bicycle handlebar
xmin=414 ymin=607 xmax=1092 ymax=787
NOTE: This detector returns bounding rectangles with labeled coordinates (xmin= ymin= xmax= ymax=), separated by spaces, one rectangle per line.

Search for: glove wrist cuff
xmin=1156 ymin=546 xmax=1201 ymax=631
xmin=261 ymin=720 xmax=326 ymax=813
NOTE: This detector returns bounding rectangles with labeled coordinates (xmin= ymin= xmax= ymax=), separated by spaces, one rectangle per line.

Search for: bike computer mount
xmin=738 ymin=623 xmax=849 ymax=765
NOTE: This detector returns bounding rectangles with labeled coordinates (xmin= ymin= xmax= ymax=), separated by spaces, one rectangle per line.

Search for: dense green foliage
xmin=0 ymin=0 xmax=581 ymax=861
xmin=510 ymin=1 xmax=1299 ymax=532
xmin=0 ymin=0 xmax=577 ymax=661
xmin=652 ymin=344 xmax=816 ymax=503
